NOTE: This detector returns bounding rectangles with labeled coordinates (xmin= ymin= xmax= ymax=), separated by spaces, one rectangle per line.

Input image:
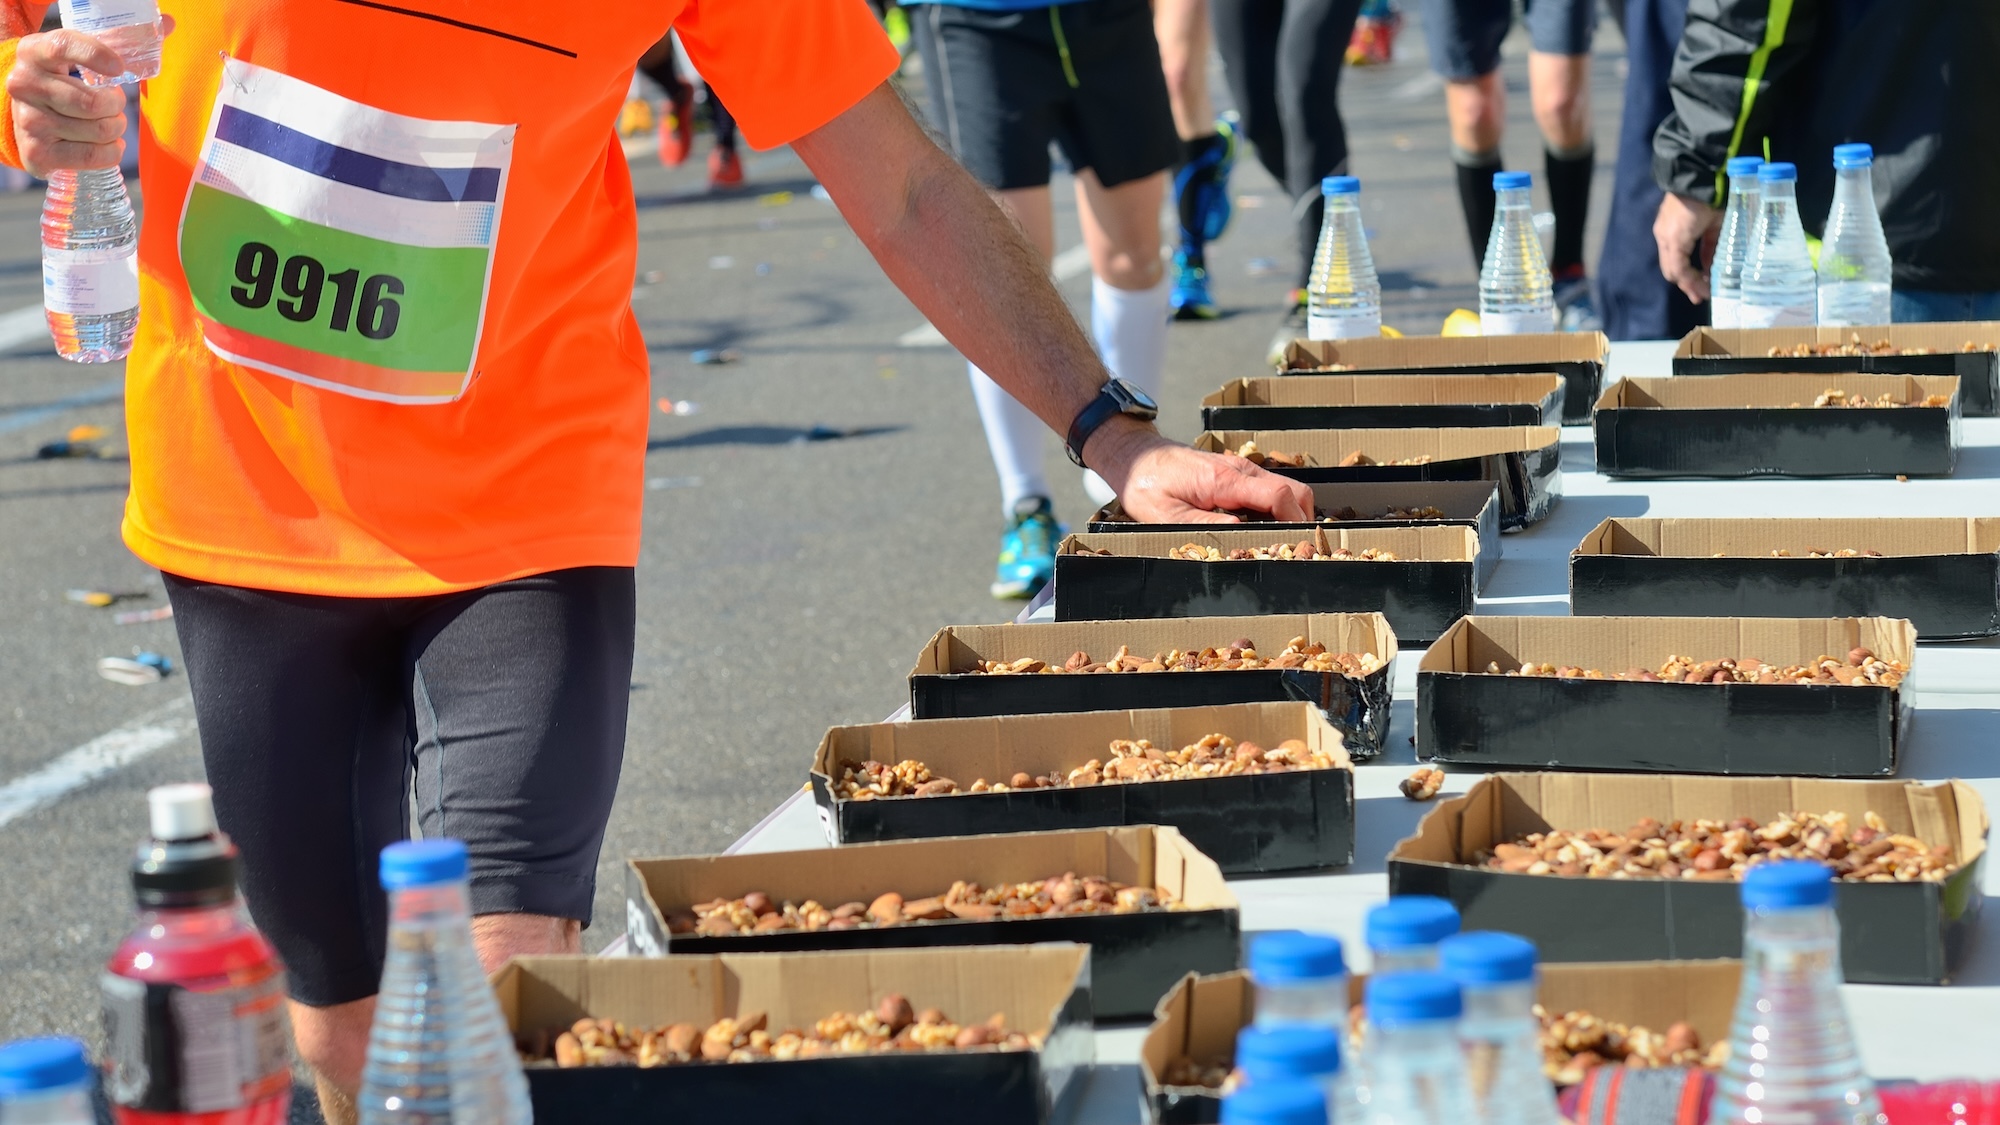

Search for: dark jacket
xmin=1652 ymin=0 xmax=2000 ymax=292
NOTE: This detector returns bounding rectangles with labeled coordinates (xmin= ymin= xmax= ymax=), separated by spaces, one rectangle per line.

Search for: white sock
xmin=1083 ymin=275 xmax=1170 ymax=504
xmin=969 ymin=362 xmax=1050 ymax=516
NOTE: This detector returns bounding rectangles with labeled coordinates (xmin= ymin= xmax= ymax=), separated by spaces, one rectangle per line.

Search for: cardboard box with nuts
xmin=1591 ymin=372 xmax=1961 ymax=479
xmin=623 ymin=826 xmax=1238 ymax=1021
xmin=495 ymin=945 xmax=1093 ymax=1125
xmin=1570 ymin=517 xmax=2000 ymax=640
xmin=1416 ymin=616 xmax=1916 ymax=776
xmin=1200 ymin=372 xmax=1566 ymax=431
xmin=1674 ymin=323 xmax=2000 ymax=415
xmin=1193 ymin=426 xmax=1562 ymax=531
xmin=1053 ymin=528 xmax=1479 ymax=646
xmin=1386 ymin=772 xmax=1987 ymax=984
xmin=808 ymin=701 xmax=1356 ymax=876
xmin=907 ymin=614 xmax=1398 ymax=757
xmin=1278 ymin=331 xmax=1608 ymax=424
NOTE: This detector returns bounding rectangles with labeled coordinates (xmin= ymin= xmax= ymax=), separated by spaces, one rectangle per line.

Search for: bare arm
xmin=792 ymin=83 xmax=1312 ymax=523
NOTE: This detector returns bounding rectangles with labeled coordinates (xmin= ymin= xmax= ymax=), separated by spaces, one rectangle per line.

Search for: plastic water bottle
xmin=1307 ymin=176 xmax=1381 ymax=340
xmin=57 ymin=0 xmax=163 ymax=83
xmin=1710 ymin=861 xmax=1883 ymax=1125
xmin=1740 ymin=162 xmax=1817 ymax=328
xmin=1709 ymin=156 xmax=1764 ymax=328
xmin=1355 ymin=973 xmax=1475 ymax=1125
xmin=360 ymin=839 xmax=532 ymax=1125
xmin=1478 ymin=171 xmax=1556 ymax=336
xmin=1225 ymin=1080 xmax=1332 ymax=1125
xmin=1439 ymin=932 xmax=1561 ymax=1125
xmin=1366 ymin=897 xmax=1460 ymax=973
xmin=1817 ymin=144 xmax=1893 ymax=327
xmin=102 ymin=784 xmax=290 ymax=1125
xmin=1251 ymin=931 xmax=1349 ymax=1028
xmin=0 ymin=1038 xmax=94 ymax=1125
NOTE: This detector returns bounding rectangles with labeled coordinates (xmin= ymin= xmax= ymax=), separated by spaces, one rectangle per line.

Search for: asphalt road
xmin=0 ymin=18 xmax=1624 ymax=1118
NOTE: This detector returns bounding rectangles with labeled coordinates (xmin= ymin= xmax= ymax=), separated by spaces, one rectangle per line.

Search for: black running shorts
xmin=164 ymin=567 xmax=634 ymax=1007
xmin=909 ymin=0 xmax=1182 ymax=191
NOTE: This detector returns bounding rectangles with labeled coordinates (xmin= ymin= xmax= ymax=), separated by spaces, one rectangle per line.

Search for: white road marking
xmin=0 ymin=301 xmax=50 ymax=354
xmin=0 ymin=697 xmax=196 ymax=830
xmin=898 ymin=243 xmax=1097 ymax=349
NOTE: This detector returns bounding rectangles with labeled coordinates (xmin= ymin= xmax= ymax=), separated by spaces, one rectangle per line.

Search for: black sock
xmin=638 ymin=58 xmax=688 ymax=104
xmin=710 ymin=92 xmax=738 ymax=154
xmin=1454 ymin=156 xmax=1503 ymax=271
xmin=1545 ymin=145 xmax=1595 ymax=277
xmin=1177 ymin=132 xmax=1224 ymax=258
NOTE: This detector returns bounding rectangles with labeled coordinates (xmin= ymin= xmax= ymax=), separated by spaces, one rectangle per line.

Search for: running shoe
xmin=884 ymin=4 xmax=912 ymax=53
xmin=1264 ymin=288 xmax=1309 ymax=366
xmin=1174 ymin=113 xmax=1240 ymax=245
xmin=1346 ymin=12 xmax=1400 ymax=65
xmin=708 ymin=146 xmax=745 ymax=191
xmin=1554 ymin=269 xmax=1602 ymax=332
xmin=658 ymin=84 xmax=694 ymax=168
xmin=1170 ymin=249 xmax=1221 ymax=321
xmin=991 ymin=496 xmax=1061 ymax=600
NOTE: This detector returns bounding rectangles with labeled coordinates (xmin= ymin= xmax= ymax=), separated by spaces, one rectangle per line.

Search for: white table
xmin=703 ymin=339 xmax=2000 ymax=1120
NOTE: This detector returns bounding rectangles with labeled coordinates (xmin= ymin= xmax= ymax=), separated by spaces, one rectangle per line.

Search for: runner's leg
xmin=637 ymin=34 xmax=695 ymax=168
xmin=1420 ymin=0 xmax=1511 ymax=269
xmin=972 ymin=186 xmax=1058 ymax=517
xmin=1274 ymin=0 xmax=1366 ymax=292
xmin=1211 ymin=0 xmax=1286 ymax=187
xmin=1524 ymin=0 xmax=1600 ymax=325
xmin=1077 ymin=169 xmax=1171 ymax=403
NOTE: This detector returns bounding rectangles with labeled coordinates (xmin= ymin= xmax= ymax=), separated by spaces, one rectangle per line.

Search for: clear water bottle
xmin=1710 ymin=861 xmax=1882 ymax=1125
xmin=1355 ymin=973 xmax=1474 ymax=1125
xmin=1225 ymin=1080 xmax=1332 ymax=1125
xmin=1439 ymin=932 xmax=1561 ymax=1125
xmin=1709 ymin=156 xmax=1764 ymax=328
xmin=360 ymin=840 xmax=532 ymax=1125
xmin=1818 ymin=144 xmax=1893 ymax=327
xmin=1740 ymin=162 xmax=1817 ymax=328
xmin=1251 ymin=931 xmax=1349 ymax=1029
xmin=1478 ymin=171 xmax=1556 ymax=336
xmin=57 ymin=0 xmax=163 ymax=84
xmin=0 ymin=1038 xmax=94 ymax=1125
xmin=1366 ymin=897 xmax=1460 ymax=973
xmin=1238 ymin=1024 xmax=1342 ymax=1095
xmin=1307 ymin=176 xmax=1381 ymax=341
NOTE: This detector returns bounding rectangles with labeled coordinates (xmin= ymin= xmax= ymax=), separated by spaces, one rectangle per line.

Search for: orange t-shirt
xmin=1 ymin=1 xmax=898 ymax=595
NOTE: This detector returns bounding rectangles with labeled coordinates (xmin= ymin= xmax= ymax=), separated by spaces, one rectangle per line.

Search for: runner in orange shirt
xmin=3 ymin=2 xmax=1310 ymax=1119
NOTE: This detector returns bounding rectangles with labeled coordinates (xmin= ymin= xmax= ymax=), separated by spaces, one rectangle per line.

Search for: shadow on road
xmin=646 ymin=423 xmax=907 ymax=451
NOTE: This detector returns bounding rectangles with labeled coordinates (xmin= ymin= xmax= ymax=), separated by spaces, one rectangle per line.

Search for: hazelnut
xmin=877 ymin=993 xmax=915 ymax=1035
xmin=868 ymin=892 xmax=904 ymax=926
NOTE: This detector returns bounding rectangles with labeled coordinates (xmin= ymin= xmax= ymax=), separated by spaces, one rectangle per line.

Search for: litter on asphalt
xmin=97 ymin=652 xmax=172 ymax=686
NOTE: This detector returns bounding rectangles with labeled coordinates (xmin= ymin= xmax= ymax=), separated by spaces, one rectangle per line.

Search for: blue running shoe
xmin=1170 ymin=248 xmax=1221 ymax=321
xmin=991 ymin=496 xmax=1061 ymax=600
xmin=1197 ymin=114 xmax=1240 ymax=243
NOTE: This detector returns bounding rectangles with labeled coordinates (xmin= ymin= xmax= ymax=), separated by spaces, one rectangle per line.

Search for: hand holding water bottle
xmin=4 ymin=28 xmax=132 ymax=176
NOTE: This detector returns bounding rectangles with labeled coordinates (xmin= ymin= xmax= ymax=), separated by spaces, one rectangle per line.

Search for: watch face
xmin=1115 ymin=379 xmax=1160 ymax=414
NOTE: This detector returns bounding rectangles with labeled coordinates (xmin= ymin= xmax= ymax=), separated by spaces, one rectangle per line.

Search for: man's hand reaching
xmin=1083 ymin=416 xmax=1315 ymax=524
xmin=1654 ymin=192 xmax=1722 ymax=304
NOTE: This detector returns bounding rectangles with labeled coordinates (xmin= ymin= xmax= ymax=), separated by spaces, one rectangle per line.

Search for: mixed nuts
xmin=1162 ymin=541 xmax=1401 ymax=562
xmin=1477 ymin=809 xmax=1956 ymax=882
xmin=1482 ymin=647 xmax=1906 ymax=687
xmin=1535 ymin=1006 xmax=1727 ymax=1084
xmin=665 ymin=872 xmax=1179 ymax=937
xmin=968 ymin=636 xmax=1386 ymax=677
xmin=1792 ymin=389 xmax=1952 ymax=408
xmin=835 ymin=732 xmax=1344 ymax=800
xmin=1763 ymin=337 xmax=1995 ymax=358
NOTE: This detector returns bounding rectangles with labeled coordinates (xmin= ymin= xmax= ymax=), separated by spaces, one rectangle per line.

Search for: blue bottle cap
xmin=1236 ymin=1025 xmax=1342 ymax=1082
xmin=1438 ymin=931 xmax=1539 ymax=985
xmin=1365 ymin=971 xmax=1462 ymax=1026
xmin=380 ymin=838 xmax=469 ymax=890
xmin=1221 ymin=1079 xmax=1330 ymax=1125
xmin=1742 ymin=859 xmax=1834 ymax=909
xmin=1758 ymin=162 xmax=1798 ymax=183
xmin=1249 ymin=931 xmax=1347 ymax=984
xmin=0 ymin=1037 xmax=91 ymax=1094
xmin=1493 ymin=170 xmax=1533 ymax=191
xmin=1322 ymin=175 xmax=1361 ymax=196
xmin=1366 ymin=895 xmax=1460 ymax=950
xmin=1725 ymin=156 xmax=1765 ymax=177
xmin=1832 ymin=143 xmax=1874 ymax=169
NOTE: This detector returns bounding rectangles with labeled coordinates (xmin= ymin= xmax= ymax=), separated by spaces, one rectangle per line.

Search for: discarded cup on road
xmin=97 ymin=651 xmax=171 ymax=685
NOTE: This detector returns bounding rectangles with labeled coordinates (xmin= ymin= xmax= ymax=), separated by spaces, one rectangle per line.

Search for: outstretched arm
xmin=792 ymin=82 xmax=1313 ymax=524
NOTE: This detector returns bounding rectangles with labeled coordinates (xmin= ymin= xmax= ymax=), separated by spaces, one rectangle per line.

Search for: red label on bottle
xmin=102 ymin=967 xmax=290 ymax=1113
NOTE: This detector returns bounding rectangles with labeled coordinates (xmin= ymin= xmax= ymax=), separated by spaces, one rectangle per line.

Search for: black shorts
xmin=165 ymin=567 xmax=635 ymax=1007
xmin=1419 ymin=0 xmax=1598 ymax=79
xmin=909 ymin=0 xmax=1181 ymax=191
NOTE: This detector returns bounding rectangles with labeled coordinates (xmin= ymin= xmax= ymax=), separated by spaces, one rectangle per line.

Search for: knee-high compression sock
xmin=1083 ymin=275 xmax=1171 ymax=504
xmin=1545 ymin=142 xmax=1595 ymax=278
xmin=969 ymin=364 xmax=1050 ymax=516
xmin=1452 ymin=145 xmax=1503 ymax=272
xmin=1176 ymin=132 xmax=1227 ymax=265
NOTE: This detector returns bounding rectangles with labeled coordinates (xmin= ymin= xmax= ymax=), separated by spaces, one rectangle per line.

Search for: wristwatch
xmin=1065 ymin=379 xmax=1160 ymax=467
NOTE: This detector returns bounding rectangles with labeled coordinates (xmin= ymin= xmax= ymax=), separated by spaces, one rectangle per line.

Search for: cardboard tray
xmin=1194 ymin=427 xmax=1561 ymax=531
xmin=1416 ymin=616 xmax=1917 ymax=776
xmin=1590 ymin=373 xmax=1961 ymax=479
xmin=1053 ymin=527 xmax=1478 ymax=645
xmin=1086 ymin=481 xmax=1502 ymax=591
xmin=1571 ymin=518 xmax=2000 ymax=641
xmin=908 ymin=614 xmax=1399 ymax=757
xmin=495 ymin=945 xmax=1094 ymax=1125
xmin=1139 ymin=960 xmax=1740 ymax=1124
xmin=1387 ymin=773 xmax=1988 ymax=984
xmin=1200 ymin=372 xmax=1566 ymax=431
xmin=623 ymin=826 xmax=1237 ymax=1022
xmin=808 ymin=701 xmax=1356 ymax=876
xmin=1673 ymin=324 xmax=2000 ymax=415
xmin=1278 ymin=333 xmax=1608 ymax=424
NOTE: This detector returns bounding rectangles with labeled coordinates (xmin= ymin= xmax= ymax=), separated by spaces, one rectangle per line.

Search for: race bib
xmin=178 ymin=58 xmax=514 ymax=403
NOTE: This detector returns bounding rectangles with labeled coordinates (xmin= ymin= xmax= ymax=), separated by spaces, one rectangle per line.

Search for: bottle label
xmin=1479 ymin=309 xmax=1557 ymax=336
xmin=102 ymin=967 xmax=291 ymax=1113
xmin=1710 ymin=295 xmax=1740 ymax=330
xmin=1738 ymin=302 xmax=1815 ymax=329
xmin=1307 ymin=309 xmax=1381 ymax=341
xmin=43 ymin=246 xmax=141 ymax=317
xmin=57 ymin=0 xmax=160 ymax=32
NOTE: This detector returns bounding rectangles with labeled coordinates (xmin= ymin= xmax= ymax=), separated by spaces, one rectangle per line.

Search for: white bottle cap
xmin=148 ymin=783 xmax=216 ymax=841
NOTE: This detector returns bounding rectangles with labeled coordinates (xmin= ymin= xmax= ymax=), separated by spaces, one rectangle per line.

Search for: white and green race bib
xmin=178 ymin=58 xmax=514 ymax=403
